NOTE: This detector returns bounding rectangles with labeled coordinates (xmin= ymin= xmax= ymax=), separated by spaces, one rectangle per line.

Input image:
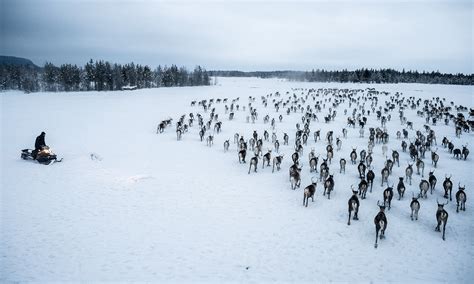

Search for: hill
xmin=0 ymin=55 xmax=40 ymax=69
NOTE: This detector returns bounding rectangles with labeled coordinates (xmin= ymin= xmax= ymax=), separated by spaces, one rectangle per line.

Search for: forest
xmin=0 ymin=57 xmax=211 ymax=93
xmin=210 ymin=68 xmax=473 ymax=85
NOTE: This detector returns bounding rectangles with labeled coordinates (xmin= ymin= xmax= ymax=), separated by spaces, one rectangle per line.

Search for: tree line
xmin=0 ymin=59 xmax=211 ymax=92
xmin=210 ymin=68 xmax=473 ymax=85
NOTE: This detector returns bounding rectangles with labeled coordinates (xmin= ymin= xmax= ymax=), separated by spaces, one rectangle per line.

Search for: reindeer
xmin=206 ymin=135 xmax=214 ymax=146
xmin=303 ymin=178 xmax=318 ymax=207
xmin=272 ymin=155 xmax=283 ymax=173
xmin=342 ymin=128 xmax=348 ymax=138
xmin=339 ymin=158 xmax=346 ymax=174
xmin=291 ymin=152 xmax=300 ymax=165
xmin=314 ymin=130 xmax=320 ymax=142
xmin=401 ymin=140 xmax=407 ymax=152
xmin=409 ymin=143 xmax=418 ymax=161
xmin=374 ymin=201 xmax=388 ymax=248
xmin=238 ymin=149 xmax=247 ymax=163
xmin=350 ymin=148 xmax=358 ymax=164
xmin=383 ymin=185 xmax=394 ymax=210
xmin=274 ymin=140 xmax=280 ymax=153
xmin=448 ymin=141 xmax=454 ymax=153
xmin=360 ymin=149 xmax=367 ymax=163
xmin=441 ymin=137 xmax=449 ymax=148
xmin=381 ymin=167 xmax=389 ymax=186
xmin=255 ymin=139 xmax=264 ymax=156
xmin=290 ymin=164 xmax=302 ymax=190
xmin=419 ymin=179 xmax=430 ymax=199
xmin=453 ymin=148 xmax=462 ymax=159
xmin=336 ymin=137 xmax=342 ymax=150
xmin=416 ymin=158 xmax=424 ymax=177
xmin=392 ymin=150 xmax=400 ymax=167
xmin=248 ymin=154 xmax=259 ymax=174
xmin=385 ymin=157 xmax=394 ymax=174
xmin=397 ymin=177 xmax=406 ymax=200
xmin=348 ymin=186 xmax=360 ymax=225
xmin=262 ymin=150 xmax=272 ymax=168
xmin=462 ymin=145 xmax=470 ymax=160
xmin=410 ymin=193 xmax=420 ymax=221
xmin=431 ymin=148 xmax=439 ymax=168
xmin=405 ymin=163 xmax=414 ymax=185
xmin=435 ymin=199 xmax=449 ymax=241
xmin=326 ymin=145 xmax=334 ymax=164
xmin=359 ymin=178 xmax=368 ymax=199
xmin=428 ymin=171 xmax=437 ymax=194
xmin=238 ymin=136 xmax=246 ymax=149
xmin=326 ymin=131 xmax=334 ymax=145
xmin=358 ymin=162 xmax=367 ymax=179
xmin=308 ymin=148 xmax=316 ymax=160
xmin=455 ymin=183 xmax=467 ymax=212
xmin=263 ymin=130 xmax=269 ymax=141
xmin=283 ymin=133 xmax=289 ymax=145
xmin=367 ymin=168 xmax=375 ymax=192
xmin=319 ymin=159 xmax=329 ymax=181
xmin=309 ymin=155 xmax=319 ymax=173
xmin=323 ymin=174 xmax=335 ymax=199
xmin=224 ymin=140 xmax=230 ymax=152
xmin=157 ymin=122 xmax=166 ymax=133
xmin=443 ymin=175 xmax=453 ymax=201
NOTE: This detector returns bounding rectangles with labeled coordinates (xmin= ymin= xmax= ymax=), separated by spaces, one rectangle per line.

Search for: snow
xmin=1 ymin=77 xmax=473 ymax=282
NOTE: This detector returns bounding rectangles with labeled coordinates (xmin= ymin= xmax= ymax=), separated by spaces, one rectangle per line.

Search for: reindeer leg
xmin=375 ymin=228 xmax=379 ymax=248
xmin=442 ymin=223 xmax=446 ymax=241
xmin=348 ymin=211 xmax=351 ymax=225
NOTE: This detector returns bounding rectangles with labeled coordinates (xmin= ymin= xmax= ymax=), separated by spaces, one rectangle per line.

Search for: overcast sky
xmin=1 ymin=0 xmax=472 ymax=73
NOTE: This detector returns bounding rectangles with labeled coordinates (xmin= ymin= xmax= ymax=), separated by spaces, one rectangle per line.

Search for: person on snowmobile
xmin=32 ymin=132 xmax=46 ymax=159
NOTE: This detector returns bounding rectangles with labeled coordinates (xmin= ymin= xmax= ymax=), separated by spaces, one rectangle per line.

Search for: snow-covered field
xmin=1 ymin=77 xmax=473 ymax=282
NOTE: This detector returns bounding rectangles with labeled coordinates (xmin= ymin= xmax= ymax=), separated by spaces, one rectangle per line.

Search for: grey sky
xmin=1 ymin=0 xmax=472 ymax=73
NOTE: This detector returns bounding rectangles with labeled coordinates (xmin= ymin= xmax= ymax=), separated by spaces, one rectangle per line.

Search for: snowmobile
xmin=21 ymin=146 xmax=63 ymax=165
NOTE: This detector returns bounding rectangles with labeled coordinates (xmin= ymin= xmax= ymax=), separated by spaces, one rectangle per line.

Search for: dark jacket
xmin=35 ymin=134 xmax=46 ymax=150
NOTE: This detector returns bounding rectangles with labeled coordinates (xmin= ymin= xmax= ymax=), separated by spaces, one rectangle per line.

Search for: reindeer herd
xmin=157 ymin=87 xmax=473 ymax=248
